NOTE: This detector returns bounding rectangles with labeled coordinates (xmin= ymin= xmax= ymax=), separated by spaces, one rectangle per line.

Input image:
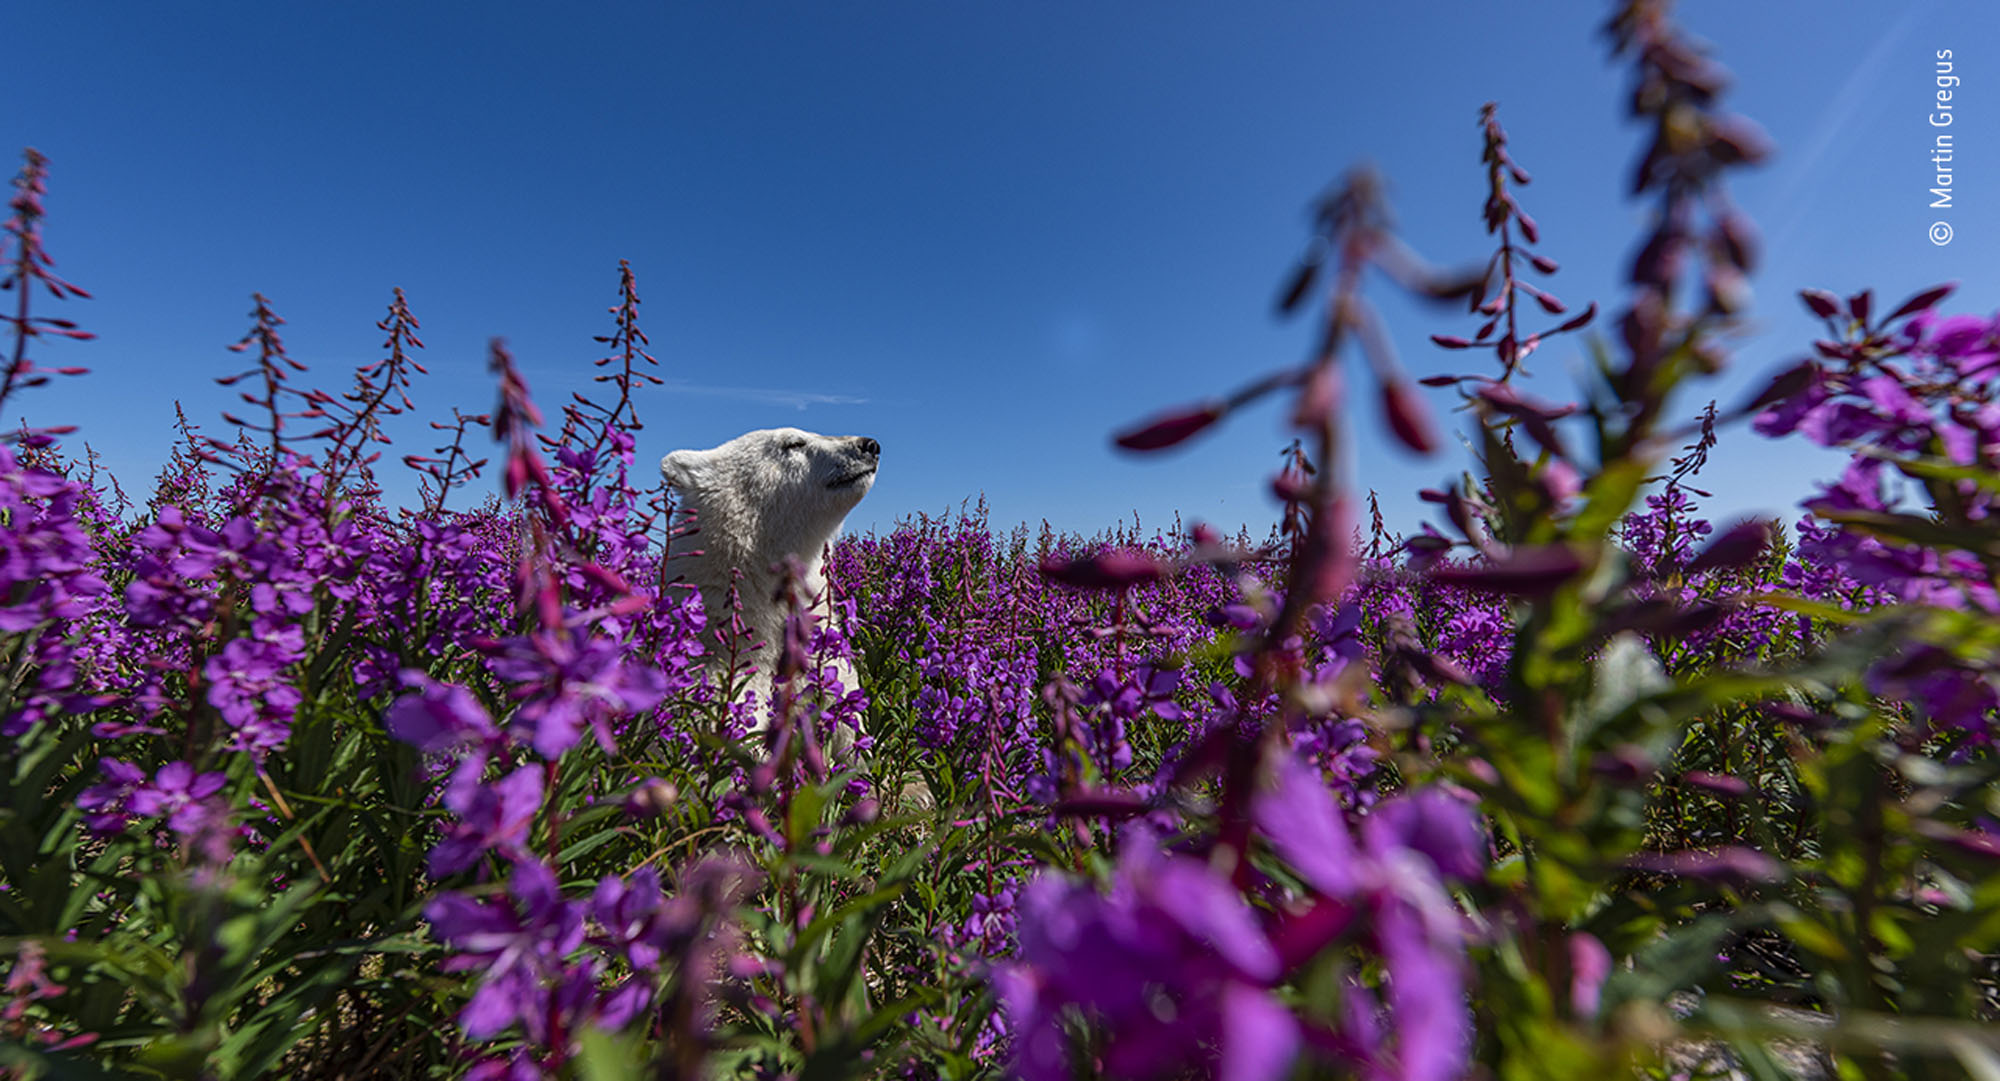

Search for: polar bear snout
xmin=824 ymin=435 xmax=880 ymax=491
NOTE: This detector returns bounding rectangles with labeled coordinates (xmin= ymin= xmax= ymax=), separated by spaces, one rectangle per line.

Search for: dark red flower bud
xmin=1429 ymin=544 xmax=1583 ymax=596
xmin=1113 ymin=402 xmax=1225 ymax=452
xmin=579 ymin=562 xmax=634 ymax=595
xmin=1528 ymin=254 xmax=1559 ymax=274
xmin=1430 ymin=334 xmax=1475 ymax=349
xmin=1381 ymin=379 xmax=1438 ymax=455
xmin=1686 ymin=519 xmax=1773 ymax=573
xmin=1516 ymin=211 xmax=1540 ymax=245
xmin=1763 ymin=702 xmax=1826 ymax=728
xmin=1418 ymin=266 xmax=1492 ymax=304
xmin=1886 ymin=282 xmax=1956 ymax=324
xmin=1914 ymin=821 xmax=2000 ymax=861
xmin=1553 ymin=302 xmax=1597 ymax=334
xmin=1039 ymin=549 xmax=1170 ymax=590
xmin=1707 ymin=265 xmax=1751 ymax=315
xmin=1403 ymin=531 xmax=1453 ymax=558
xmin=1629 ymin=847 xmax=1782 ymax=883
xmin=1799 ymin=289 xmax=1841 ymax=319
xmin=1053 ymin=790 xmax=1152 ymax=819
xmin=1532 ymin=290 xmax=1567 ymax=315
xmin=1276 ymin=256 xmax=1322 ymax=315
xmin=1270 ymin=898 xmax=1359 ymax=971
xmin=840 ymin=799 xmax=881 ymax=827
xmin=1592 ymin=744 xmax=1658 ymax=784
xmin=1847 ymin=289 xmax=1872 ymax=325
xmin=1399 ymin=647 xmax=1473 ymax=686
xmin=1630 ymin=229 xmax=1685 ymax=287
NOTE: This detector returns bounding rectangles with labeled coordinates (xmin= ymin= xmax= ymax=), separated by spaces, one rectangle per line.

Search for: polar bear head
xmin=660 ymin=427 xmax=881 ymax=580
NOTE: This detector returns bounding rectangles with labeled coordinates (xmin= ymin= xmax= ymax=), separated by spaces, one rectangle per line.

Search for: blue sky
xmin=8 ymin=2 xmax=1995 ymax=541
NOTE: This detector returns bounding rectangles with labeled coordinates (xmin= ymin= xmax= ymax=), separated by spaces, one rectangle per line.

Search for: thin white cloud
xmin=657 ymin=379 xmax=867 ymax=411
xmin=1767 ymin=1 xmax=1931 ymax=259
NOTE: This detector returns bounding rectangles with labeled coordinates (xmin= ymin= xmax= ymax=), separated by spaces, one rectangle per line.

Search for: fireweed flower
xmin=75 ymin=757 xmax=147 ymax=833
xmin=482 ymin=622 xmax=668 ymax=759
xmin=386 ymin=670 xmax=505 ymax=758
xmin=202 ymin=628 xmax=307 ymax=758
xmin=429 ymin=763 xmax=545 ymax=877
xmin=425 ymin=859 xmax=588 ymax=1044
xmin=430 ymin=857 xmax=757 ymax=1066
xmin=1252 ymin=756 xmax=1479 ymax=1081
xmin=1077 ymin=664 xmax=1187 ymax=774
xmin=0 ymin=446 xmax=110 ymax=734
xmin=129 ymin=761 xmax=228 ymax=835
xmin=999 ymin=829 xmax=1298 ymax=1081
xmin=940 ymin=882 xmax=1020 ymax=960
xmin=1362 ymin=787 xmax=1487 ymax=885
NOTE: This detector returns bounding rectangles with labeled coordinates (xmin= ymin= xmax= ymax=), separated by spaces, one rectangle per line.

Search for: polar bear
xmin=660 ymin=427 xmax=880 ymax=734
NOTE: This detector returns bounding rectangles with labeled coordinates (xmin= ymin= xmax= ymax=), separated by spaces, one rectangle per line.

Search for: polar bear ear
xmin=661 ymin=450 xmax=704 ymax=488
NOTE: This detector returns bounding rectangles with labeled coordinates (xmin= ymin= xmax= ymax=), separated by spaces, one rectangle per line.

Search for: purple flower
xmin=425 ymin=860 xmax=587 ymax=1043
xmin=129 ymin=761 xmax=228 ymax=836
xmin=202 ymin=631 xmax=306 ymax=757
xmin=1570 ymin=932 xmax=1613 ymax=1018
xmin=1362 ymin=787 xmax=1487 ymax=884
xmin=430 ymin=764 xmax=545 ymax=876
xmin=589 ymin=866 xmax=675 ymax=971
xmin=1254 ymin=754 xmax=1363 ymax=896
xmin=1000 ymin=831 xmax=1296 ymax=1081
xmin=484 ymin=626 xmax=668 ymax=758
xmin=75 ymin=758 xmax=147 ymax=833
xmin=386 ymin=671 xmax=501 ymax=754
xmin=1251 ymin=755 xmax=1478 ymax=1081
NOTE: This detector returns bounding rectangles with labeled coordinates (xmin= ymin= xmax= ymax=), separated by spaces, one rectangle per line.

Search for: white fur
xmin=660 ymin=427 xmax=879 ymax=727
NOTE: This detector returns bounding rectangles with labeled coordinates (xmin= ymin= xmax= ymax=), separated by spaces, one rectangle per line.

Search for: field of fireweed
xmin=6 ymin=5 xmax=2000 ymax=1080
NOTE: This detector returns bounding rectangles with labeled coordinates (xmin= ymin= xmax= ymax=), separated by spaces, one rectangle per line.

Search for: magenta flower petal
xmin=1219 ymin=982 xmax=1301 ymax=1081
xmin=1363 ymin=788 xmax=1486 ymax=883
xmin=1254 ymin=755 xmax=1362 ymax=897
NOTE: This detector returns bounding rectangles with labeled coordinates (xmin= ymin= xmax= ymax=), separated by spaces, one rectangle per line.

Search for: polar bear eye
xmin=780 ymin=439 xmax=807 ymax=453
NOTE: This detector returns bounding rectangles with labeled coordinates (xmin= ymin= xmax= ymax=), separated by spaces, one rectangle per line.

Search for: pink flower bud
xmin=1681 ymin=771 xmax=1750 ymax=798
xmin=622 ymin=778 xmax=680 ymax=818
